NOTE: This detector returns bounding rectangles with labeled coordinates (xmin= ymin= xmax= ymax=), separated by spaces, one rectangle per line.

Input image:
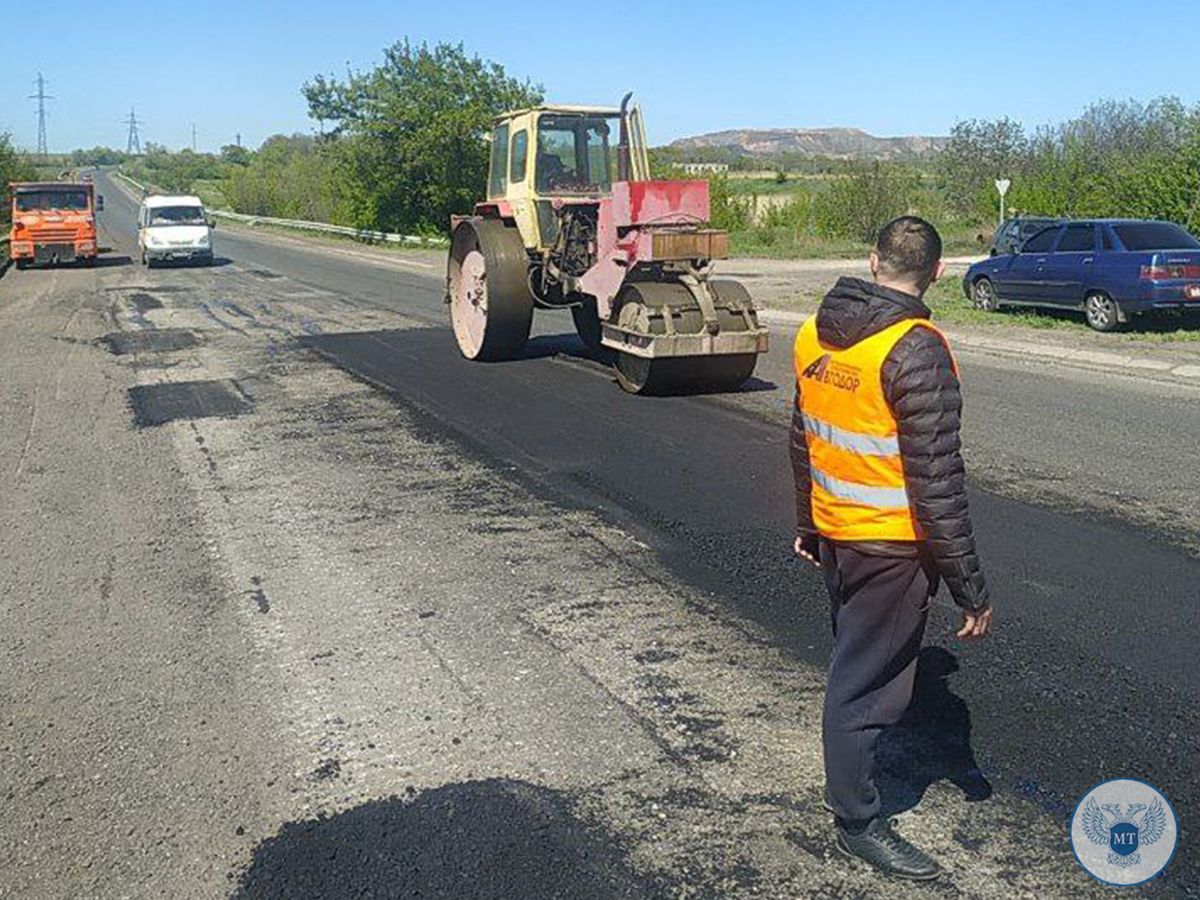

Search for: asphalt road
xmin=1 ymin=168 xmax=1195 ymax=897
xmin=169 ymin=176 xmax=1200 ymax=777
xmin=223 ymin=194 xmax=1200 ymax=879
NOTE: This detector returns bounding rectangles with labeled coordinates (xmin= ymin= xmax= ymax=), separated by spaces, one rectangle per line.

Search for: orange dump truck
xmin=8 ymin=180 xmax=103 ymax=268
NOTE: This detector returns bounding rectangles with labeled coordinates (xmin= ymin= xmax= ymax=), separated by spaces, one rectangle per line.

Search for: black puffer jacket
xmin=791 ymin=276 xmax=989 ymax=612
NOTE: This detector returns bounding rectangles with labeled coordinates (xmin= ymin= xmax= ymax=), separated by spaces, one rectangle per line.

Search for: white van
xmin=138 ymin=194 xmax=214 ymax=266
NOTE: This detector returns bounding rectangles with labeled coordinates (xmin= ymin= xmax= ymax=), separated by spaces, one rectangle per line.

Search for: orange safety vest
xmin=793 ymin=315 xmax=957 ymax=542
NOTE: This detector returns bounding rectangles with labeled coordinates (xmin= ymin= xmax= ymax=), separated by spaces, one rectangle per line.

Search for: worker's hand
xmin=794 ymin=533 xmax=821 ymax=568
xmin=956 ymin=606 xmax=993 ymax=640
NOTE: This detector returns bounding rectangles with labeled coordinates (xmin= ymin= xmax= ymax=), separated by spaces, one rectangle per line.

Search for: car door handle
xmin=1082 ymin=257 xmax=1094 ymax=264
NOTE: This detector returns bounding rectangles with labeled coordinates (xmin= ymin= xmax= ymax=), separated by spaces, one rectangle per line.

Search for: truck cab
xmin=138 ymin=195 xmax=214 ymax=267
xmin=8 ymin=181 xmax=101 ymax=268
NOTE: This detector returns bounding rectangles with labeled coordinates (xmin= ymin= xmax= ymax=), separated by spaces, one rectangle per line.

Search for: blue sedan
xmin=962 ymin=219 xmax=1200 ymax=331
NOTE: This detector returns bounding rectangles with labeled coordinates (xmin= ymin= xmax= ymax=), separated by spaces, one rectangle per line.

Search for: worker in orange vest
xmin=792 ymin=216 xmax=993 ymax=880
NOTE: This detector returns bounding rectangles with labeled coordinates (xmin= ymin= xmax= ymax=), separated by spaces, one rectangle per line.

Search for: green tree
xmin=222 ymin=134 xmax=343 ymax=222
xmin=220 ymin=144 xmax=251 ymax=166
xmin=936 ymin=117 xmax=1027 ymax=219
xmin=814 ymin=161 xmax=919 ymax=243
xmin=707 ymin=174 xmax=752 ymax=232
xmin=0 ymin=133 xmax=37 ymax=229
xmin=302 ymin=40 xmax=542 ymax=233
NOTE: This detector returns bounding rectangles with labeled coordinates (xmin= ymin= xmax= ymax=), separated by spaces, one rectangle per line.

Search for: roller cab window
xmin=535 ymin=115 xmax=617 ymax=195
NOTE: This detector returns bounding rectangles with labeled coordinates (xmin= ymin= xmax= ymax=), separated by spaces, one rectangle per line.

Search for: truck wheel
xmin=448 ymin=219 xmax=533 ymax=361
xmin=15 ymin=259 xmax=28 ymax=271
xmin=1084 ymin=291 xmax=1120 ymax=332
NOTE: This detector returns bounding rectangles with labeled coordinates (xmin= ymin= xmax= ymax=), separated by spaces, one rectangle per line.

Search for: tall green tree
xmin=936 ymin=118 xmax=1027 ymax=218
xmin=303 ymin=40 xmax=542 ymax=233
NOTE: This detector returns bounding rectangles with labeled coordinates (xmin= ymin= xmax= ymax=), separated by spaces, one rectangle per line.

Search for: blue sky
xmin=1 ymin=0 xmax=1196 ymax=153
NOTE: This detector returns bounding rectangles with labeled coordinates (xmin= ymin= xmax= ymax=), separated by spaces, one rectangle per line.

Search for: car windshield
xmin=149 ymin=206 xmax=207 ymax=226
xmin=15 ymin=190 xmax=90 ymax=211
xmin=535 ymin=115 xmax=617 ymax=194
xmin=1113 ymin=222 xmax=1200 ymax=251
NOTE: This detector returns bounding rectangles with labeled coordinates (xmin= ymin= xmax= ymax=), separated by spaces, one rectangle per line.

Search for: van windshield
xmin=148 ymin=206 xmax=206 ymax=226
xmin=15 ymin=190 xmax=90 ymax=211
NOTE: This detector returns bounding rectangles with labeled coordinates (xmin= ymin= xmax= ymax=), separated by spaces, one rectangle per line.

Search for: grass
xmin=922 ymin=278 xmax=1071 ymax=329
xmin=730 ymin=228 xmax=865 ymax=259
xmin=730 ymin=228 xmax=984 ymax=261
xmin=770 ymin=275 xmax=1200 ymax=342
xmin=924 ymin=277 xmax=1200 ymax=340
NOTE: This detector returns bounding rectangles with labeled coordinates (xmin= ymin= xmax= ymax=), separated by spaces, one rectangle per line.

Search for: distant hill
xmin=669 ymin=128 xmax=946 ymax=161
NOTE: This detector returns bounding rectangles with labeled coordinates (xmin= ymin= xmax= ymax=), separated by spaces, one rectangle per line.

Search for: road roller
xmin=446 ymin=93 xmax=768 ymax=394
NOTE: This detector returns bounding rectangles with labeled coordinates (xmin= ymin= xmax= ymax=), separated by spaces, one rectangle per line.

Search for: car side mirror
xmin=208 ymin=219 xmax=216 ymax=229
xmin=96 ymin=195 xmax=105 ymax=211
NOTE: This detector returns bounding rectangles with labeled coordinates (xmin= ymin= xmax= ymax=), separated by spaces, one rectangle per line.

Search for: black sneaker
xmin=835 ymin=817 xmax=941 ymax=881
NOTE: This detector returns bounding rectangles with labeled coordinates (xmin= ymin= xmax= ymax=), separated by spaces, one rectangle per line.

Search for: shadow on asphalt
xmin=9 ymin=255 xmax=133 ymax=270
xmin=146 ymin=256 xmax=235 ymax=269
xmin=455 ymin=329 xmax=777 ymax=396
xmin=876 ymin=647 xmax=993 ymax=818
xmin=231 ymin=778 xmax=661 ymax=900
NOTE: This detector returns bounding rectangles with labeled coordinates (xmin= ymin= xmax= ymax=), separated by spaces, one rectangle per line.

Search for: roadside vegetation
xmin=665 ymin=96 xmax=1200 ymax=262
xmin=0 ymin=133 xmax=38 ymax=266
xmin=29 ymin=44 xmax=1200 ymax=299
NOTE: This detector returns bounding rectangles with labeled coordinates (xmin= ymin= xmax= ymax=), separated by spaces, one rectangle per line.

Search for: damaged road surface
xmin=0 ymin=170 xmax=1194 ymax=898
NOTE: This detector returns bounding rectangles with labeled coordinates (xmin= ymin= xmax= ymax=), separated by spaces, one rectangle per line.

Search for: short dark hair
xmin=875 ymin=216 xmax=942 ymax=292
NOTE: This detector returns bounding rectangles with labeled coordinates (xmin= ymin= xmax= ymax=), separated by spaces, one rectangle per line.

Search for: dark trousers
xmin=819 ymin=539 xmax=932 ymax=826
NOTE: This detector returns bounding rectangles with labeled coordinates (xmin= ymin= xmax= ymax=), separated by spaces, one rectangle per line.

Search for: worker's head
xmin=869 ymin=216 xmax=945 ymax=297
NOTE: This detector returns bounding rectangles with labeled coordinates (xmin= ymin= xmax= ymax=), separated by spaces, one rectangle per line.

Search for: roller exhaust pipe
xmin=617 ymin=91 xmax=633 ymax=183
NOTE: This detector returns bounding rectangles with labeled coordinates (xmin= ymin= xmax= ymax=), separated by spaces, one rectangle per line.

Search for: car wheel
xmin=971 ymin=277 xmax=999 ymax=311
xmin=1084 ymin=291 xmax=1120 ymax=332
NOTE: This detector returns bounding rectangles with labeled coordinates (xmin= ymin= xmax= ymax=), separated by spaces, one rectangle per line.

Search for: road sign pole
xmin=995 ymin=178 xmax=1012 ymax=227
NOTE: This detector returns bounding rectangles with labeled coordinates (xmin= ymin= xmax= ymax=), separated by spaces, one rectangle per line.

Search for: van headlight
xmin=197 ymin=233 xmax=210 ymax=247
xmin=146 ymin=234 xmax=163 ymax=247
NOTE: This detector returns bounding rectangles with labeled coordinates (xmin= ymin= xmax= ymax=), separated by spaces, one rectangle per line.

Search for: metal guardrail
xmin=208 ymin=209 xmax=446 ymax=248
xmin=113 ymin=169 xmax=147 ymax=193
xmin=114 ymin=168 xmax=445 ymax=248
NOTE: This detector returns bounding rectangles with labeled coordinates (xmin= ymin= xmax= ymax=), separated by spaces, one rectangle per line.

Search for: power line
xmin=28 ymin=73 xmax=53 ymax=159
xmin=124 ymin=107 xmax=142 ymax=155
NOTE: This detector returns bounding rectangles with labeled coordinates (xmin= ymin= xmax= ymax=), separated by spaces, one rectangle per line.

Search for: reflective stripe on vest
xmin=810 ymin=468 xmax=911 ymax=508
xmin=793 ymin=314 xmax=956 ymax=542
xmin=801 ymin=412 xmax=900 ymax=457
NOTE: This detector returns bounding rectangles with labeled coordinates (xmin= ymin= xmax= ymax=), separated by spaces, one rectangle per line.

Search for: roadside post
xmin=995 ymin=178 xmax=1011 ymax=226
